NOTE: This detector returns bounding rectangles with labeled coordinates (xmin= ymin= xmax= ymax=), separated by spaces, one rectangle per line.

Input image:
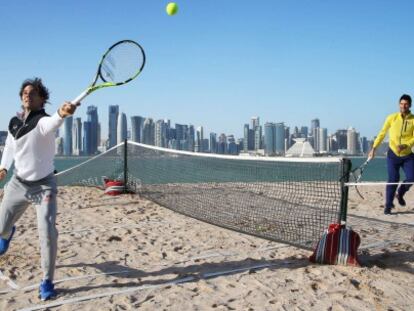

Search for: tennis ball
xmin=166 ymin=2 xmax=178 ymax=16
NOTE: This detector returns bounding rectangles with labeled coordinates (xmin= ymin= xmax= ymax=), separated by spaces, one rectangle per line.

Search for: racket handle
xmin=71 ymin=89 xmax=89 ymax=106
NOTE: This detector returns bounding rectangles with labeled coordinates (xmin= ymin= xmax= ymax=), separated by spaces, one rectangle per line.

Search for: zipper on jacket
xmin=399 ymin=115 xmax=405 ymax=155
xmin=15 ymin=117 xmax=28 ymax=139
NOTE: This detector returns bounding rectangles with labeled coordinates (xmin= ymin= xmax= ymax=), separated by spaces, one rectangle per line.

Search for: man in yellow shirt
xmin=369 ymin=94 xmax=414 ymax=214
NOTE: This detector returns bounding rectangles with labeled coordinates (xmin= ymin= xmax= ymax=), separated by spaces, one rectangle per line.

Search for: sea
xmin=0 ymin=156 xmax=392 ymax=189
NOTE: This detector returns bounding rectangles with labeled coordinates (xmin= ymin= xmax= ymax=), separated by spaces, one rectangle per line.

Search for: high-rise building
xmin=347 ymin=127 xmax=358 ymax=155
xmin=86 ymin=106 xmax=99 ymax=154
xmin=311 ymin=119 xmax=320 ymax=132
xmin=143 ymin=118 xmax=155 ymax=145
xmin=210 ymin=132 xmax=217 ymax=153
xmin=335 ymin=129 xmax=348 ymax=151
xmin=284 ymin=126 xmax=291 ymax=150
xmin=243 ymin=123 xmax=255 ymax=151
xmin=217 ymin=133 xmax=227 ymax=154
xmin=251 ymin=117 xmax=260 ymax=130
xmin=227 ymin=135 xmax=237 ymax=154
xmin=264 ymin=122 xmax=275 ymax=156
xmin=254 ymin=125 xmax=262 ymax=150
xmin=327 ymin=134 xmax=337 ymax=153
xmin=0 ymin=131 xmax=7 ymax=146
xmin=83 ymin=121 xmax=92 ymax=155
xmin=63 ymin=116 xmax=73 ymax=156
xmin=318 ymin=128 xmax=328 ymax=152
xmin=175 ymin=123 xmax=186 ymax=150
xmin=251 ymin=117 xmax=262 ymax=151
xmin=195 ymin=126 xmax=204 ymax=152
xmin=108 ymin=105 xmax=119 ymax=148
xmin=187 ymin=125 xmax=195 ymax=152
xmin=300 ymin=126 xmax=308 ymax=139
xmin=72 ymin=117 xmax=82 ymax=156
xmin=202 ymin=139 xmax=209 ymax=152
xmin=275 ymin=123 xmax=285 ymax=155
xmin=117 ymin=112 xmax=127 ymax=144
xmin=131 ymin=115 xmax=144 ymax=143
xmin=243 ymin=124 xmax=249 ymax=152
xmin=155 ymin=119 xmax=168 ymax=147
xmin=360 ymin=136 xmax=369 ymax=154
xmin=55 ymin=137 xmax=63 ymax=156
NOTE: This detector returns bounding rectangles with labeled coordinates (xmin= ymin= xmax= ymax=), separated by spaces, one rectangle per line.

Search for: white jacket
xmin=0 ymin=109 xmax=64 ymax=181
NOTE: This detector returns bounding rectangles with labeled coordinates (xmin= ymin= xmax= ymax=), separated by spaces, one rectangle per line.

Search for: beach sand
xmin=0 ymin=185 xmax=413 ymax=311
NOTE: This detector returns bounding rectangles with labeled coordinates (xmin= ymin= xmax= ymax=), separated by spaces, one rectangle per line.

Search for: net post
xmin=123 ymin=139 xmax=128 ymax=193
xmin=339 ymin=158 xmax=352 ymax=224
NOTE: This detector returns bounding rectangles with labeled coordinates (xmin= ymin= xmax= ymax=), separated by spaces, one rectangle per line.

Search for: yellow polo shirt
xmin=373 ymin=112 xmax=414 ymax=157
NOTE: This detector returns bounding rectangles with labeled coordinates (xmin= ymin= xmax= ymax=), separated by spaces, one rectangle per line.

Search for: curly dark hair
xmin=19 ymin=78 xmax=50 ymax=106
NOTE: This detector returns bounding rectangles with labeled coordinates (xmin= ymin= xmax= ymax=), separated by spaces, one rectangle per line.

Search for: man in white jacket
xmin=0 ymin=78 xmax=76 ymax=300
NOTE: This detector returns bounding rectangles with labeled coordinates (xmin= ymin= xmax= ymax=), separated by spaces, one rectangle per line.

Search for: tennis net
xmin=57 ymin=141 xmax=350 ymax=250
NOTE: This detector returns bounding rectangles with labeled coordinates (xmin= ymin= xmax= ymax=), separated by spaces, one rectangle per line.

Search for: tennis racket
xmin=71 ymin=40 xmax=146 ymax=105
xmin=349 ymin=158 xmax=371 ymax=199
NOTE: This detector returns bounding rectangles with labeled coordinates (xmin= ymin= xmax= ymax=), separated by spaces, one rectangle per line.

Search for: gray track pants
xmin=0 ymin=173 xmax=58 ymax=281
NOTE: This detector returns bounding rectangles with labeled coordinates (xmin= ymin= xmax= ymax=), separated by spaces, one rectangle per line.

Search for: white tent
xmin=286 ymin=138 xmax=315 ymax=157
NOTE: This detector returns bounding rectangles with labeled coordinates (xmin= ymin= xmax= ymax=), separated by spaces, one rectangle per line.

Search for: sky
xmin=1 ymin=0 xmax=414 ymax=139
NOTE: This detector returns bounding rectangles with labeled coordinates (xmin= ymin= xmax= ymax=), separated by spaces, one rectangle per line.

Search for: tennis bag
xmin=309 ymin=223 xmax=361 ymax=266
xmin=103 ymin=178 xmax=125 ymax=196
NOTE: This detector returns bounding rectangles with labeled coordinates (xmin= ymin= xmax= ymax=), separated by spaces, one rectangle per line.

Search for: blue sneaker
xmin=39 ymin=279 xmax=57 ymax=301
xmin=0 ymin=226 xmax=16 ymax=255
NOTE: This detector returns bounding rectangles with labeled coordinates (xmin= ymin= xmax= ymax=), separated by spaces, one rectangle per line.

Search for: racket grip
xmin=71 ymin=89 xmax=89 ymax=106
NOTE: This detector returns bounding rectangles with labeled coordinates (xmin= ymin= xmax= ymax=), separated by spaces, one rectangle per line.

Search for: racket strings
xmin=100 ymin=41 xmax=145 ymax=83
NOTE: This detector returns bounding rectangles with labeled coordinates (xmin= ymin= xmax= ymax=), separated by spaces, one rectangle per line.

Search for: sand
xmin=0 ymin=185 xmax=413 ymax=311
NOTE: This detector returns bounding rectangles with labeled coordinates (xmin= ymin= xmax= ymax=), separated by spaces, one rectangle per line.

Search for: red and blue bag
xmin=309 ymin=223 xmax=361 ymax=266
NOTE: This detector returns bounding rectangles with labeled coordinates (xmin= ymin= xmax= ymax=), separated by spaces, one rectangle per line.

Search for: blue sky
xmin=0 ymin=0 xmax=413 ymax=139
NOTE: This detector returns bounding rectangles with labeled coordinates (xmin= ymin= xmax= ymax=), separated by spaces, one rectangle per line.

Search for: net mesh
xmin=57 ymin=141 xmax=346 ymax=250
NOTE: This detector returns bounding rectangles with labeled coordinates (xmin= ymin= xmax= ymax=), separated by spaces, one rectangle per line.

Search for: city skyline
xmin=47 ymin=104 xmax=372 ymax=157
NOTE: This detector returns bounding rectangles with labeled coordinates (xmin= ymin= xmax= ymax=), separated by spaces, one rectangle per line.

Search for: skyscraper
xmin=243 ymin=124 xmax=249 ymax=152
xmin=318 ymin=128 xmax=328 ymax=152
xmin=86 ymin=106 xmax=99 ymax=154
xmin=143 ymin=118 xmax=155 ymax=145
xmin=217 ymin=133 xmax=227 ymax=154
xmin=83 ymin=121 xmax=92 ymax=155
xmin=311 ymin=119 xmax=320 ymax=132
xmin=335 ymin=129 xmax=348 ymax=151
xmin=210 ymin=132 xmax=217 ymax=153
xmin=72 ymin=117 xmax=82 ymax=156
xmin=63 ymin=116 xmax=73 ymax=156
xmin=251 ymin=117 xmax=260 ymax=130
xmin=227 ymin=135 xmax=237 ymax=154
xmin=347 ymin=127 xmax=358 ymax=155
xmin=155 ymin=119 xmax=167 ymax=147
xmin=300 ymin=126 xmax=308 ymax=139
xmin=251 ymin=117 xmax=262 ymax=150
xmin=117 ymin=112 xmax=127 ymax=144
xmin=264 ymin=122 xmax=275 ymax=156
xmin=108 ymin=105 xmax=119 ymax=148
xmin=131 ymin=115 xmax=144 ymax=143
xmin=187 ymin=125 xmax=195 ymax=152
xmin=254 ymin=125 xmax=262 ymax=150
xmin=275 ymin=123 xmax=285 ymax=155
xmin=195 ymin=126 xmax=204 ymax=152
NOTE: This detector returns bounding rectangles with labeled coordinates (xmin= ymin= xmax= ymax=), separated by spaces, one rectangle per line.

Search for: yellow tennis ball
xmin=166 ymin=2 xmax=178 ymax=16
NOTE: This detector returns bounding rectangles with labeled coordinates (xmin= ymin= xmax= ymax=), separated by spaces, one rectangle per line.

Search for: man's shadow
xmin=56 ymin=257 xmax=308 ymax=295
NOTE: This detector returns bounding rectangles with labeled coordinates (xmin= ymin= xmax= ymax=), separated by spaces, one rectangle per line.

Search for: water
xmin=0 ymin=156 xmax=391 ymax=189
xmin=0 ymin=157 xmax=88 ymax=188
